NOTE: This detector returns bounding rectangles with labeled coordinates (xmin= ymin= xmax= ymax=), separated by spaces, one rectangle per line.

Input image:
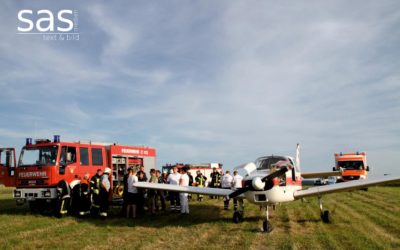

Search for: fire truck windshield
xmin=338 ymin=160 xmax=364 ymax=170
xmin=18 ymin=146 xmax=58 ymax=167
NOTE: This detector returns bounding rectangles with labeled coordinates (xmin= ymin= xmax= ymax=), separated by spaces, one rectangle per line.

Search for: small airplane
xmin=134 ymin=144 xmax=400 ymax=232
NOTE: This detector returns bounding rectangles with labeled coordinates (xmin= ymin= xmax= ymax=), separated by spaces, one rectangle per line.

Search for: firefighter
xmin=194 ymin=171 xmax=207 ymax=202
xmin=209 ymin=167 xmax=221 ymax=199
xmin=90 ymin=169 xmax=103 ymax=215
xmin=78 ymin=173 xmax=91 ymax=216
xmin=99 ymin=167 xmax=111 ymax=219
xmin=187 ymin=171 xmax=193 ymax=201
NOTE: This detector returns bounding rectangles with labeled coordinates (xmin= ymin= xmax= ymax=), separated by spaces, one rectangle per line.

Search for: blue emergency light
xmin=53 ymin=135 xmax=60 ymax=143
xmin=26 ymin=138 xmax=32 ymax=145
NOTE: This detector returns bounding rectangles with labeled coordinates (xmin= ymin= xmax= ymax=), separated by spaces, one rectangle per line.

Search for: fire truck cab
xmin=333 ymin=152 xmax=369 ymax=182
xmin=10 ymin=136 xmax=156 ymax=214
xmin=0 ymin=148 xmax=17 ymax=187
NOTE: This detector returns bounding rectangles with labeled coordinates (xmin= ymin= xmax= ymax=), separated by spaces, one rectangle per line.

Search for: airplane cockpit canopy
xmin=255 ymin=156 xmax=293 ymax=170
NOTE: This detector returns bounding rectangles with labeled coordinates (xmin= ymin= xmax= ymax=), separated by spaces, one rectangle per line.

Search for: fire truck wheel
xmin=233 ymin=211 xmax=242 ymax=223
xmin=29 ymin=201 xmax=40 ymax=213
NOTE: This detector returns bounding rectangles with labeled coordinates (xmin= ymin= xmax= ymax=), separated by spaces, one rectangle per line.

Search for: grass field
xmin=0 ymin=186 xmax=399 ymax=250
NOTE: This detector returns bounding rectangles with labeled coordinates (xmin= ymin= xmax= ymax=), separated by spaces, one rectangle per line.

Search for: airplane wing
xmin=301 ymin=171 xmax=342 ymax=179
xmin=294 ymin=175 xmax=400 ymax=199
xmin=133 ymin=182 xmax=235 ymax=197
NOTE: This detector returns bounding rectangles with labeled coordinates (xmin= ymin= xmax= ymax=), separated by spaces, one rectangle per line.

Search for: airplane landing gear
xmin=232 ymin=199 xmax=244 ymax=223
xmin=321 ymin=210 xmax=330 ymax=223
xmin=318 ymin=196 xmax=330 ymax=223
xmin=233 ymin=211 xmax=243 ymax=223
xmin=261 ymin=205 xmax=273 ymax=233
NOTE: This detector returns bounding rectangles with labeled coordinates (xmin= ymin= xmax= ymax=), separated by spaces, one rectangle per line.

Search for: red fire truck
xmin=0 ymin=136 xmax=156 ymax=214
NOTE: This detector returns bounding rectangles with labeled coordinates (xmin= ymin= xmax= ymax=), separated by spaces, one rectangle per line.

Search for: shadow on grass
xmin=0 ymin=197 xmax=262 ymax=229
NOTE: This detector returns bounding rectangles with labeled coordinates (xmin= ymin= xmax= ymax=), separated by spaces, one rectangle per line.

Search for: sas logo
xmin=17 ymin=9 xmax=79 ymax=41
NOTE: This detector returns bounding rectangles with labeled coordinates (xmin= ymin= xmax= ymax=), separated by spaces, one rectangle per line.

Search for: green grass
xmin=0 ymin=186 xmax=399 ymax=249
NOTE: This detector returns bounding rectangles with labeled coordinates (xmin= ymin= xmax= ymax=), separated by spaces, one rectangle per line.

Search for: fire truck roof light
xmin=53 ymin=135 xmax=60 ymax=143
xmin=26 ymin=138 xmax=32 ymax=145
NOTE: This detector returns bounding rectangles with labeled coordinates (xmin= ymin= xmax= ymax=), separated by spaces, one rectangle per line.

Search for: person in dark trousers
xmin=99 ymin=168 xmax=111 ymax=219
xmin=209 ymin=167 xmax=221 ymax=199
xmin=148 ymin=169 xmax=158 ymax=215
xmin=167 ymin=166 xmax=181 ymax=212
xmin=187 ymin=171 xmax=194 ymax=201
xmin=155 ymin=170 xmax=166 ymax=211
xmin=90 ymin=169 xmax=103 ymax=215
xmin=78 ymin=173 xmax=91 ymax=216
xmin=137 ymin=165 xmax=148 ymax=215
xmin=195 ymin=171 xmax=207 ymax=201
xmin=126 ymin=168 xmax=138 ymax=218
xmin=121 ymin=167 xmax=131 ymax=216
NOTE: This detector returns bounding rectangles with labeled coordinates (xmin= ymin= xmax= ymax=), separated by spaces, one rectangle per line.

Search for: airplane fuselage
xmin=241 ymin=159 xmax=302 ymax=205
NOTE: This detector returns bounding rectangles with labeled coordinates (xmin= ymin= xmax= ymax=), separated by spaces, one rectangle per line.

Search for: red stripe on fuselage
xmin=272 ymin=177 xmax=302 ymax=186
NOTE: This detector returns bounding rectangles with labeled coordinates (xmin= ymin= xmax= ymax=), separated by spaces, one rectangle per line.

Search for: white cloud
xmin=0 ymin=1 xmax=399 ymax=174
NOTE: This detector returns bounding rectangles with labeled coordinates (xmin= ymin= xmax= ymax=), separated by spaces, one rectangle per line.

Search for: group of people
xmin=71 ymin=167 xmax=112 ymax=218
xmin=122 ymin=165 xmax=191 ymax=217
xmin=74 ymin=166 xmax=244 ymax=219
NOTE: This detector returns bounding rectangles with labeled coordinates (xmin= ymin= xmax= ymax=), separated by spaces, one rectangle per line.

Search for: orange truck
xmin=333 ymin=152 xmax=369 ymax=182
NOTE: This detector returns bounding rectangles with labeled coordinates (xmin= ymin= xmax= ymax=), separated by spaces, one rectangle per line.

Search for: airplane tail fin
xmin=295 ymin=143 xmax=301 ymax=171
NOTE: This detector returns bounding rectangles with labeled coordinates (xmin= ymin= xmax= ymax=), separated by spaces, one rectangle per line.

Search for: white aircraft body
xmin=134 ymin=145 xmax=400 ymax=232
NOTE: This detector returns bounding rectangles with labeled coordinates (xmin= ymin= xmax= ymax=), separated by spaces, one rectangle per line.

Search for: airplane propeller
xmin=228 ymin=166 xmax=290 ymax=199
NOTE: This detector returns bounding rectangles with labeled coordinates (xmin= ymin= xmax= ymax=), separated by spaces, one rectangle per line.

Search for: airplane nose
xmin=252 ymin=177 xmax=265 ymax=190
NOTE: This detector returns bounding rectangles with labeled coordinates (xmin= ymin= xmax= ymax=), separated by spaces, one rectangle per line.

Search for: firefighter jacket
xmin=90 ymin=174 xmax=101 ymax=195
xmin=195 ymin=175 xmax=207 ymax=187
xmin=210 ymin=172 xmax=221 ymax=187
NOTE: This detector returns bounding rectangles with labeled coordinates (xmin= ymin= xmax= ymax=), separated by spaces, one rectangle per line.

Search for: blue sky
xmin=1 ymin=1 xmax=399 ymax=175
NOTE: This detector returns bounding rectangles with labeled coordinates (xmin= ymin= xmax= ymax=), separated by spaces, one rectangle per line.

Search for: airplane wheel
xmin=233 ymin=211 xmax=240 ymax=223
xmin=321 ymin=210 xmax=330 ymax=223
xmin=262 ymin=220 xmax=273 ymax=233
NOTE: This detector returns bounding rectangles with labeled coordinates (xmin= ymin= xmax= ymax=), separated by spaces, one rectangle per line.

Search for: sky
xmin=0 ymin=1 xmax=399 ymax=175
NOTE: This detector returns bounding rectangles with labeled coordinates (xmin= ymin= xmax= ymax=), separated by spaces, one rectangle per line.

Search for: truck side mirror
xmin=5 ymin=151 xmax=12 ymax=168
xmin=366 ymin=166 xmax=370 ymax=172
xmin=332 ymin=167 xmax=336 ymax=171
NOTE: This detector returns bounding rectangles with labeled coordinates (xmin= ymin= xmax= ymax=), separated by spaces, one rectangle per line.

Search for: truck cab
xmin=334 ymin=152 xmax=369 ymax=182
xmin=0 ymin=148 xmax=17 ymax=187
xmin=10 ymin=135 xmax=157 ymax=215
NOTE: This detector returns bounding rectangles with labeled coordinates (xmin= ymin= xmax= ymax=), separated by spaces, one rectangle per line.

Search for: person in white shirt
xmin=232 ymin=170 xmax=244 ymax=211
xmin=179 ymin=168 xmax=190 ymax=215
xmin=221 ymin=170 xmax=234 ymax=210
xmin=126 ymin=168 xmax=138 ymax=218
xmin=167 ymin=166 xmax=181 ymax=212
